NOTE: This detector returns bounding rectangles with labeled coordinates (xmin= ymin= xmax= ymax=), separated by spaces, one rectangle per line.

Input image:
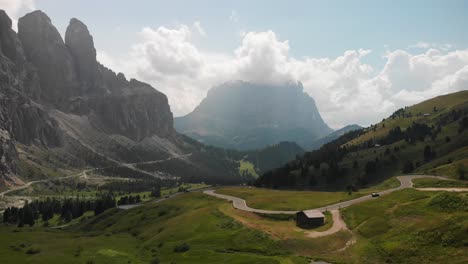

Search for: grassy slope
xmin=412 ymin=178 xmax=468 ymax=188
xmin=220 ymin=204 xmax=352 ymax=260
xmin=338 ymin=91 xmax=468 ymax=181
xmin=1 ymin=185 xmax=467 ymax=263
xmin=239 ymin=160 xmax=259 ymax=178
xmin=340 ymin=189 xmax=468 ymax=264
xmin=345 ymin=90 xmax=468 ymax=147
xmin=216 ymin=177 xmax=399 ymax=211
xmin=0 ymin=193 xmax=307 ymax=264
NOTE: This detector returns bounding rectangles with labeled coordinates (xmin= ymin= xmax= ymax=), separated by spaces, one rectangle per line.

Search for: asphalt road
xmin=203 ymin=175 xmax=462 ymax=214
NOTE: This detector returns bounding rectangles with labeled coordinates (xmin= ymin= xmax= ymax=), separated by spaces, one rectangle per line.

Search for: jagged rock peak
xmin=18 ymin=10 xmax=79 ymax=107
xmin=0 ymin=10 xmax=12 ymax=29
xmin=0 ymin=10 xmax=22 ymax=62
xmin=18 ymin=10 xmax=52 ymax=29
xmin=65 ymin=18 xmax=96 ymax=57
xmin=65 ymin=17 xmax=99 ymax=92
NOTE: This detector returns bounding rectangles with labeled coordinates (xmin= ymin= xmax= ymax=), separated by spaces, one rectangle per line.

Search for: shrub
xmin=402 ymin=160 xmax=414 ymax=173
xmin=25 ymin=247 xmax=41 ymax=254
xmin=174 ymin=243 xmax=190 ymax=253
xmin=457 ymin=164 xmax=466 ymax=180
xmin=428 ymin=192 xmax=468 ymax=212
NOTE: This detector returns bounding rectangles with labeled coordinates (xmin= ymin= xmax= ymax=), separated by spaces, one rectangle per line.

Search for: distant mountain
xmin=255 ymin=90 xmax=468 ymax=189
xmin=175 ymin=81 xmax=332 ymax=150
xmin=307 ymin=124 xmax=363 ymax=150
xmin=0 ymin=10 xmax=243 ymax=186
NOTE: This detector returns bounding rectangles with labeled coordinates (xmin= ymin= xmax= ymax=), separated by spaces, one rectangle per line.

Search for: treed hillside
xmin=243 ymin=141 xmax=304 ymax=173
xmin=255 ymin=90 xmax=468 ymax=190
xmin=306 ymin=124 xmax=362 ymax=150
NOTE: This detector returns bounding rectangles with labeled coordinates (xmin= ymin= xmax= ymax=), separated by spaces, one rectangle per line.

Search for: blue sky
xmin=2 ymin=0 xmax=468 ymax=127
xmin=29 ymin=0 xmax=468 ymax=65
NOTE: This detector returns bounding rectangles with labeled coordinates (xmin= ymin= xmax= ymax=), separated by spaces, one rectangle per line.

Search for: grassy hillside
xmin=2 ymin=182 xmax=467 ymax=263
xmin=255 ymin=91 xmax=468 ymax=190
xmin=0 ymin=193 xmax=308 ymax=264
xmin=216 ymin=177 xmax=398 ymax=210
xmin=340 ymin=189 xmax=468 ymax=263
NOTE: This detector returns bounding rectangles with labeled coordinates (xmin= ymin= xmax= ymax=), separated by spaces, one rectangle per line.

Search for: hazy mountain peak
xmin=175 ymin=80 xmax=332 ymax=150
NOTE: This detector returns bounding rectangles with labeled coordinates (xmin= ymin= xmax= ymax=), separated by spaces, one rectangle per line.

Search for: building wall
xmin=296 ymin=212 xmax=325 ymax=228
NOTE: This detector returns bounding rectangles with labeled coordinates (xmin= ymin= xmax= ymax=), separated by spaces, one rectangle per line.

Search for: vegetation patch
xmin=216 ymin=187 xmax=369 ymax=211
xmin=173 ymin=243 xmax=190 ymax=253
xmin=341 ymin=189 xmax=468 ymax=263
xmin=413 ymin=178 xmax=468 ymax=188
xmin=427 ymin=192 xmax=468 ymax=212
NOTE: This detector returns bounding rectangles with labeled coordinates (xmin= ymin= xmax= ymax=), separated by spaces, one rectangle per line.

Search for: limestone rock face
xmin=69 ymin=75 xmax=175 ymax=142
xmin=0 ymin=127 xmax=18 ymax=186
xmin=0 ymin=9 xmax=240 ymax=187
xmin=0 ymin=10 xmax=23 ymax=63
xmin=65 ymin=18 xmax=101 ymax=94
xmin=0 ymin=9 xmax=61 ymax=147
xmin=14 ymin=10 xmax=176 ymax=141
xmin=18 ymin=10 xmax=79 ymax=107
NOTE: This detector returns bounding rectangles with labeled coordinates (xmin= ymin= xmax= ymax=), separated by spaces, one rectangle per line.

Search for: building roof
xmin=299 ymin=210 xmax=324 ymax=218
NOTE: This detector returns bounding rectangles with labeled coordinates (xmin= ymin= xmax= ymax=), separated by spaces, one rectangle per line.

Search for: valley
xmin=0 ymin=5 xmax=467 ymax=264
xmin=0 ymin=174 xmax=466 ymax=263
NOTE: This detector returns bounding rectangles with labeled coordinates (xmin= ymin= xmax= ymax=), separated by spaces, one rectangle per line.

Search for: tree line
xmin=255 ymin=106 xmax=468 ymax=189
xmin=2 ymin=194 xmax=116 ymax=227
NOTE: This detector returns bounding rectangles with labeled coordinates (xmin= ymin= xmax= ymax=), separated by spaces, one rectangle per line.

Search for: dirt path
xmin=415 ymin=187 xmax=468 ymax=192
xmin=306 ymin=210 xmax=346 ymax=238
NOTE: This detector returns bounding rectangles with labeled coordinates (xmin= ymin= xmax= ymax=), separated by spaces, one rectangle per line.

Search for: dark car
xmin=371 ymin=192 xmax=380 ymax=197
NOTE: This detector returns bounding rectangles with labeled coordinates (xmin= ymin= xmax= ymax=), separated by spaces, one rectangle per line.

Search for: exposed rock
xmin=2 ymin=91 xmax=61 ymax=147
xmin=0 ymin=10 xmax=21 ymax=62
xmin=65 ymin=18 xmax=101 ymax=94
xmin=18 ymin=10 xmax=79 ymax=107
xmin=0 ymin=9 xmax=242 ymax=187
xmin=0 ymin=127 xmax=20 ymax=186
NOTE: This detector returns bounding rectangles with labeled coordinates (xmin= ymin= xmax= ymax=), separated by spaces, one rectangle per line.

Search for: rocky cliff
xmin=0 ymin=9 xmax=241 ymax=186
xmin=0 ymin=10 xmax=62 ymax=185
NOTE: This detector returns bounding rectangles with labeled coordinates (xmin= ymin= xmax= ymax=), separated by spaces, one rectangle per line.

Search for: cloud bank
xmin=0 ymin=0 xmax=35 ymax=31
xmin=97 ymin=23 xmax=468 ymax=128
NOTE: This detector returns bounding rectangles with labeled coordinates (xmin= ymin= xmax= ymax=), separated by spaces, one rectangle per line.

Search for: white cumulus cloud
xmin=98 ymin=24 xmax=468 ymax=128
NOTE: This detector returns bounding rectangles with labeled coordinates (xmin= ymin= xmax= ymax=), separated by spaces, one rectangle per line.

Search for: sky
xmin=1 ymin=0 xmax=468 ymax=128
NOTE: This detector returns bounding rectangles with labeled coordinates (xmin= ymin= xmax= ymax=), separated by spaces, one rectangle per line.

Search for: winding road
xmin=204 ymin=175 xmax=468 ymax=238
xmin=0 ymin=153 xmax=192 ymax=211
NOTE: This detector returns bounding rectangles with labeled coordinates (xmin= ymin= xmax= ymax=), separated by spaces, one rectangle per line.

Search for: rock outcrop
xmin=65 ymin=18 xmax=101 ymax=94
xmin=15 ymin=11 xmax=176 ymax=142
xmin=0 ymin=10 xmax=61 ymax=185
xmin=0 ymin=9 xmax=241 ymax=186
xmin=18 ymin=10 xmax=79 ymax=108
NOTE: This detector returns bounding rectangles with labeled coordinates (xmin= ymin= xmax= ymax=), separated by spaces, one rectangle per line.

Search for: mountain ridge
xmin=0 ymin=10 xmax=242 ymax=186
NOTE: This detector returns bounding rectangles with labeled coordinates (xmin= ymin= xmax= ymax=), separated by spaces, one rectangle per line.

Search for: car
xmin=371 ymin=192 xmax=380 ymax=197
